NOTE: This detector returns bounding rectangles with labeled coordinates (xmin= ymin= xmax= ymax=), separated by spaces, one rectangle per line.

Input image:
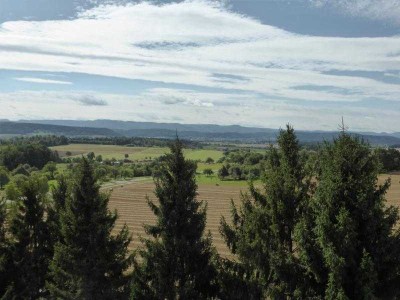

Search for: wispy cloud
xmin=0 ymin=1 xmax=399 ymax=130
xmin=1 ymin=89 xmax=398 ymax=131
xmin=14 ymin=77 xmax=72 ymax=85
xmin=0 ymin=1 xmax=398 ymax=104
xmin=311 ymin=0 xmax=400 ymax=26
xmin=74 ymin=95 xmax=108 ymax=106
xmin=2 ymin=3 xmax=399 ymax=99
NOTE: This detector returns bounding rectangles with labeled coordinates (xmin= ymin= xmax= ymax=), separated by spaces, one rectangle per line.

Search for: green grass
xmin=51 ymin=144 xmax=224 ymax=162
xmin=51 ymin=144 xmax=170 ymax=160
xmin=196 ymin=162 xmax=223 ymax=172
xmin=195 ymin=174 xmax=258 ymax=187
xmin=56 ymin=163 xmax=68 ymax=172
xmin=185 ymin=149 xmax=223 ymax=162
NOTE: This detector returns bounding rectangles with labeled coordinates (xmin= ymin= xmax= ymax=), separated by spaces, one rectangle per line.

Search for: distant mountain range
xmin=1 ymin=119 xmax=400 ymax=146
xmin=0 ymin=121 xmax=116 ymax=137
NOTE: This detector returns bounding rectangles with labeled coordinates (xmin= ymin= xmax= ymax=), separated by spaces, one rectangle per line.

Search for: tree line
xmin=375 ymin=148 xmax=400 ymax=172
xmin=0 ymin=142 xmax=60 ymax=171
xmin=1 ymin=126 xmax=400 ymax=299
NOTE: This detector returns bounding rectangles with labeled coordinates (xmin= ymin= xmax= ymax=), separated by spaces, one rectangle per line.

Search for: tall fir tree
xmin=0 ymin=198 xmax=12 ymax=297
xmin=7 ymin=174 xmax=52 ymax=299
xmin=47 ymin=175 xmax=68 ymax=250
xmin=131 ymin=138 xmax=217 ymax=299
xmin=47 ymin=158 xmax=133 ymax=299
xmin=296 ymin=132 xmax=400 ymax=299
xmin=220 ymin=125 xmax=312 ymax=298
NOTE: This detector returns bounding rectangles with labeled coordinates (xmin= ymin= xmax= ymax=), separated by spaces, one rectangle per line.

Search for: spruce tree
xmin=47 ymin=158 xmax=132 ymax=299
xmin=220 ymin=125 xmax=312 ymax=298
xmin=47 ymin=175 xmax=68 ymax=249
xmin=131 ymin=138 xmax=217 ymax=299
xmin=7 ymin=174 xmax=52 ymax=299
xmin=296 ymin=132 xmax=400 ymax=299
xmin=0 ymin=198 xmax=12 ymax=297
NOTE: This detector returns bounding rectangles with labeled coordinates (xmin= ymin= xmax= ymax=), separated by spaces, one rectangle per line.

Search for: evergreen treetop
xmin=48 ymin=158 xmax=132 ymax=299
xmin=296 ymin=132 xmax=400 ymax=299
xmin=220 ymin=125 xmax=312 ymax=298
xmin=7 ymin=174 xmax=52 ymax=299
xmin=132 ymin=138 xmax=217 ymax=299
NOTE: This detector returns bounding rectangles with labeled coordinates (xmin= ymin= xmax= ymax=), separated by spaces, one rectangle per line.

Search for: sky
xmin=0 ymin=0 xmax=399 ymax=132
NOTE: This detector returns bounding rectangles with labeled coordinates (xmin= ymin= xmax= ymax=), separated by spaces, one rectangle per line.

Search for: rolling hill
xmin=1 ymin=119 xmax=400 ymax=146
xmin=0 ymin=121 xmax=118 ymax=137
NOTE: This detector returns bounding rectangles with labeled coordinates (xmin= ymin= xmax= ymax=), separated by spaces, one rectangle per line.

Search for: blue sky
xmin=0 ymin=0 xmax=399 ymax=131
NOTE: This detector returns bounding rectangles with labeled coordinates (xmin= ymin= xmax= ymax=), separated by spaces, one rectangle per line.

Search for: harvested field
xmin=379 ymin=173 xmax=400 ymax=208
xmin=108 ymin=182 xmax=244 ymax=257
xmin=108 ymin=174 xmax=400 ymax=257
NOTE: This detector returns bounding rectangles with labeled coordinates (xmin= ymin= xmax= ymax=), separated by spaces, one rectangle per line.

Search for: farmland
xmin=108 ymin=173 xmax=400 ymax=256
xmin=50 ymin=144 xmax=400 ymax=255
xmin=108 ymin=181 xmax=243 ymax=257
xmin=379 ymin=173 xmax=400 ymax=208
xmin=31 ymin=143 xmax=400 ymax=254
xmin=52 ymin=143 xmax=262 ymax=186
xmin=51 ymin=144 xmax=224 ymax=161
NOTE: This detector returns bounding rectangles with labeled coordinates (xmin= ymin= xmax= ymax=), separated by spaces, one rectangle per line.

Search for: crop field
xmin=51 ymin=144 xmax=224 ymax=161
xmin=108 ymin=181 xmax=243 ymax=257
xmin=108 ymin=174 xmax=400 ymax=257
xmin=379 ymin=173 xmax=400 ymax=208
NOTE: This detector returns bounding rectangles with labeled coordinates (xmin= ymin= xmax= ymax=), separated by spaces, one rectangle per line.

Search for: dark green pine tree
xmin=220 ymin=125 xmax=312 ymax=299
xmin=0 ymin=198 xmax=13 ymax=297
xmin=47 ymin=175 xmax=68 ymax=249
xmin=47 ymin=158 xmax=133 ymax=299
xmin=7 ymin=175 xmax=52 ymax=299
xmin=296 ymin=132 xmax=400 ymax=299
xmin=131 ymin=138 xmax=217 ymax=299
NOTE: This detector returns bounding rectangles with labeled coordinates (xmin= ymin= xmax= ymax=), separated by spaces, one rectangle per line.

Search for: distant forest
xmin=2 ymin=120 xmax=400 ymax=146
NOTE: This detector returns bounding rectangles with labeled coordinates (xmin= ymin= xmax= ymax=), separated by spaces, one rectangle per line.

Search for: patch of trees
xmin=217 ymin=163 xmax=261 ymax=180
xmin=1 ymin=130 xmax=400 ymax=299
xmin=375 ymin=147 xmax=400 ymax=172
xmin=220 ymin=126 xmax=400 ymax=298
xmin=217 ymin=150 xmax=266 ymax=180
xmin=0 ymin=135 xmax=68 ymax=147
xmin=0 ymin=159 xmax=131 ymax=298
xmin=68 ymin=136 xmax=201 ymax=148
xmin=219 ymin=149 xmax=265 ymax=165
xmin=203 ymin=168 xmax=214 ymax=176
xmin=62 ymin=155 xmax=160 ymax=183
xmin=0 ymin=167 xmax=9 ymax=189
xmin=0 ymin=142 xmax=60 ymax=171
xmin=92 ymin=162 xmax=157 ymax=182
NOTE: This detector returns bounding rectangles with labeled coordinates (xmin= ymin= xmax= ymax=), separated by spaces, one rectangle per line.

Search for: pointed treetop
xmin=338 ymin=116 xmax=349 ymax=133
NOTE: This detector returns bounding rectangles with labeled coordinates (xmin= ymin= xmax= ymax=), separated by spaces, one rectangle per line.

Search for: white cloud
xmin=311 ymin=0 xmax=400 ymax=25
xmin=74 ymin=94 xmax=108 ymax=106
xmin=1 ymin=89 xmax=399 ymax=132
xmin=0 ymin=1 xmax=398 ymax=101
xmin=0 ymin=1 xmax=399 ymax=129
xmin=14 ymin=77 xmax=72 ymax=85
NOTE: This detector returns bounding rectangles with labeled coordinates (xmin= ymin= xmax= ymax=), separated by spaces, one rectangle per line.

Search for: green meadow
xmin=51 ymin=144 xmax=223 ymax=162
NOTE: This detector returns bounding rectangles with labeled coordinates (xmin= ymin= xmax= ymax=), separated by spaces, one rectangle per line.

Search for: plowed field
xmin=108 ymin=174 xmax=400 ymax=256
xmin=108 ymin=182 xmax=243 ymax=257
